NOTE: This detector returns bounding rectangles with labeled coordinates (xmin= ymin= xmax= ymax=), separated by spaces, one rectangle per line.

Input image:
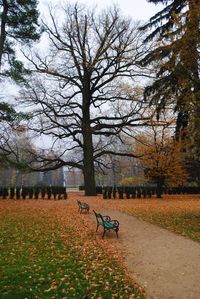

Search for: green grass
xmin=0 ymin=202 xmax=144 ymax=299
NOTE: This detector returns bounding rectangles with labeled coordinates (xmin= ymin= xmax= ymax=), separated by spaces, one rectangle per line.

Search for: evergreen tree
xmin=0 ymin=0 xmax=41 ymax=144
xmin=0 ymin=0 xmax=41 ymax=81
xmin=140 ymin=0 xmax=200 ymax=151
xmin=0 ymin=102 xmax=16 ymax=121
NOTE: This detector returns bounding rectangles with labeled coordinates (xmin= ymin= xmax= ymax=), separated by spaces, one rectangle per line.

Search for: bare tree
xmin=16 ymin=4 xmax=151 ymax=195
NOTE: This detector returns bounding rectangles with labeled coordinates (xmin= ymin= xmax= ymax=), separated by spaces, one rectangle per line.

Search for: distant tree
xmin=0 ymin=102 xmax=30 ymax=167
xmin=16 ymin=4 xmax=150 ymax=195
xmin=134 ymin=116 xmax=188 ymax=197
xmin=140 ymin=0 xmax=200 ymax=153
xmin=120 ymin=174 xmax=146 ymax=186
xmin=0 ymin=124 xmax=42 ymax=186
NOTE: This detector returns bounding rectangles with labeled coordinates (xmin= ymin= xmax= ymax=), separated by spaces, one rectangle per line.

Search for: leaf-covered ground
xmin=109 ymin=195 xmax=200 ymax=242
xmin=0 ymin=194 xmax=199 ymax=299
xmin=87 ymin=194 xmax=200 ymax=242
xmin=0 ymin=199 xmax=144 ymax=299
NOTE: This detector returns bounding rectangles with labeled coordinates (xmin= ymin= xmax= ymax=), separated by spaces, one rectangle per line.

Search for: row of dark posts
xmin=101 ymin=186 xmax=153 ymax=199
xmin=0 ymin=186 xmax=67 ymax=200
xmin=97 ymin=186 xmax=200 ymax=199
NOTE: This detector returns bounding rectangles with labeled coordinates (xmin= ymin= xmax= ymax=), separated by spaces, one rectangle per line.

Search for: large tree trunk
xmin=82 ymin=82 xmax=96 ymax=196
xmin=83 ymin=145 xmax=96 ymax=196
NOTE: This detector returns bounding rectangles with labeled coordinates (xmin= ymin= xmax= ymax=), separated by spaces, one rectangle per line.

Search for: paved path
xmin=97 ymin=211 xmax=200 ymax=299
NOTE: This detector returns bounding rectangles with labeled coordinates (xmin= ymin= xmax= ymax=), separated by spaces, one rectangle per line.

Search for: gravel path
xmin=95 ymin=211 xmax=200 ymax=299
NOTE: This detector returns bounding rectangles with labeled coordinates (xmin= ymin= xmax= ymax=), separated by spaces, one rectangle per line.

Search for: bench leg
xmin=96 ymin=223 xmax=100 ymax=232
xmin=102 ymin=228 xmax=106 ymax=239
xmin=101 ymin=228 xmax=119 ymax=239
xmin=115 ymin=229 xmax=119 ymax=239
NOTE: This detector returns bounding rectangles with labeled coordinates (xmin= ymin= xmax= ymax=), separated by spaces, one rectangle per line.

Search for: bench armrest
xmin=109 ymin=220 xmax=119 ymax=227
xmin=102 ymin=215 xmax=111 ymax=222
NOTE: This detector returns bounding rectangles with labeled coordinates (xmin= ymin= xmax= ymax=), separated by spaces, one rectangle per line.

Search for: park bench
xmin=77 ymin=200 xmax=90 ymax=214
xmin=93 ymin=210 xmax=119 ymax=239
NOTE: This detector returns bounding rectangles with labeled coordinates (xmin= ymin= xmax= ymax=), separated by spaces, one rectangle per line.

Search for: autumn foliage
xmin=132 ymin=115 xmax=188 ymax=197
xmin=137 ymin=137 xmax=187 ymax=186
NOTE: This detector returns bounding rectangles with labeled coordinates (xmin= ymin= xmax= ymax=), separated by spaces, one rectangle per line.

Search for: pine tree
xmin=0 ymin=0 xmax=41 ymax=124
xmin=140 ymin=0 xmax=200 ymax=151
xmin=0 ymin=0 xmax=41 ymax=81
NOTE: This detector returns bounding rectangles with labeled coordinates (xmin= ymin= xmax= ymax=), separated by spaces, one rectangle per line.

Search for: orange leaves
xmin=115 ymin=195 xmax=200 ymax=242
xmin=0 ymin=197 xmax=144 ymax=298
xmin=1 ymin=193 xmax=198 ymax=298
xmin=136 ymin=137 xmax=188 ymax=186
xmin=74 ymin=192 xmax=200 ymax=243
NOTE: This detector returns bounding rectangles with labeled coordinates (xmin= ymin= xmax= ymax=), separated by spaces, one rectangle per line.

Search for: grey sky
xmin=39 ymin=0 xmax=163 ymax=22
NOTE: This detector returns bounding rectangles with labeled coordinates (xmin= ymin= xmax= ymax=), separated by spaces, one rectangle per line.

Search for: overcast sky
xmin=39 ymin=0 xmax=163 ymax=22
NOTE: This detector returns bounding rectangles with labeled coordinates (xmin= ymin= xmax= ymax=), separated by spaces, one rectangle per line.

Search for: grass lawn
xmin=0 ymin=200 xmax=144 ymax=299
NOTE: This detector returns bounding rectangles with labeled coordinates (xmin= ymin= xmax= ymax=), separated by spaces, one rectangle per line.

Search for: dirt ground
xmin=71 ymin=192 xmax=200 ymax=298
xmin=92 ymin=210 xmax=200 ymax=299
